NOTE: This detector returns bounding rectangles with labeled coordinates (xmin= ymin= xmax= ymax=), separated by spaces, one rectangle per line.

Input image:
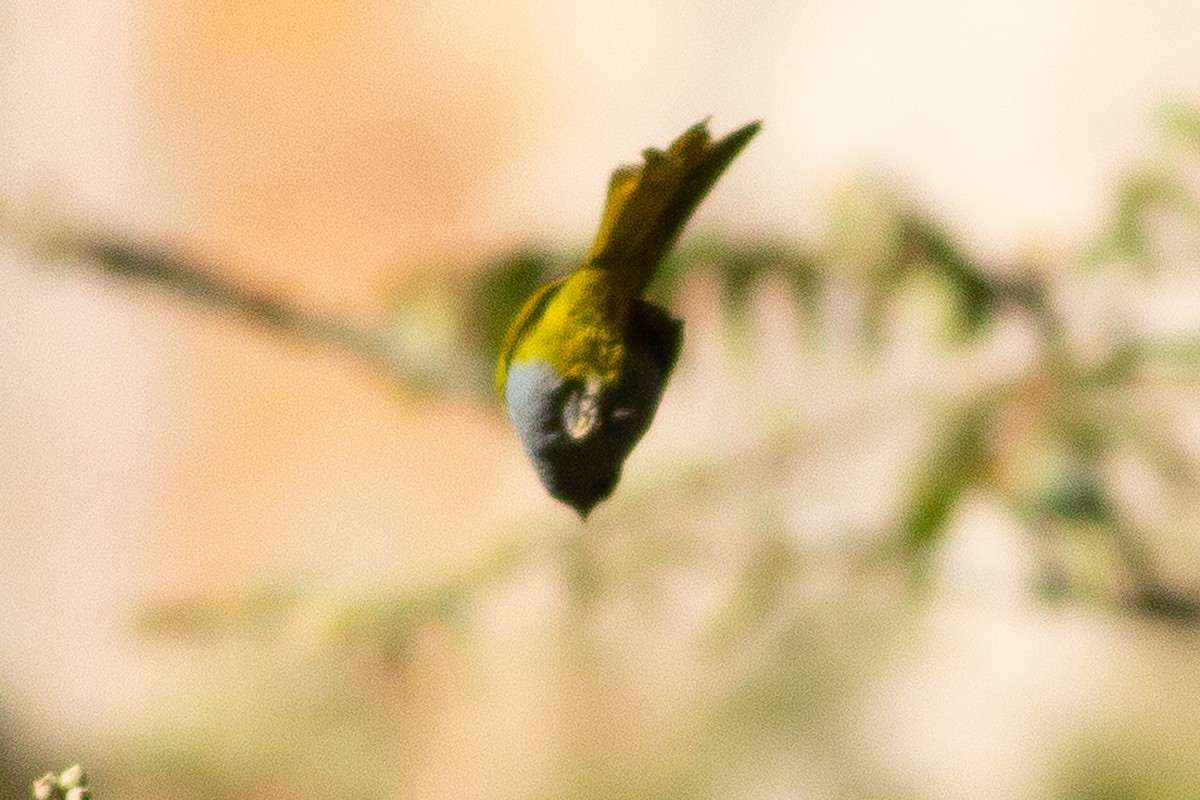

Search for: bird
xmin=496 ymin=118 xmax=761 ymax=517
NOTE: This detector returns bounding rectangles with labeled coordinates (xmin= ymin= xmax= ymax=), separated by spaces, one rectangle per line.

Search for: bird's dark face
xmin=503 ymin=301 xmax=682 ymax=516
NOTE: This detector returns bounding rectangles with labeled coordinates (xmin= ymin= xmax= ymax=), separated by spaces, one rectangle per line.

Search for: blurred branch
xmin=137 ymin=537 xmax=536 ymax=664
xmin=54 ymin=234 xmax=481 ymax=395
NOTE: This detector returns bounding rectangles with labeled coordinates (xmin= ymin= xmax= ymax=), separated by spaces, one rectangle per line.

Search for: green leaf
xmin=898 ymin=405 xmax=991 ymax=557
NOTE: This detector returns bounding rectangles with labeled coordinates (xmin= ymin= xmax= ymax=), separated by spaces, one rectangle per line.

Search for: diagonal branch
xmin=17 ymin=226 xmax=480 ymax=395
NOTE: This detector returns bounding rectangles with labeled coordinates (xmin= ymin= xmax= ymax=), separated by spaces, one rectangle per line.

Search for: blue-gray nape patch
xmin=505 ymin=359 xmax=572 ymax=455
xmin=503 ymin=305 xmax=681 ymax=517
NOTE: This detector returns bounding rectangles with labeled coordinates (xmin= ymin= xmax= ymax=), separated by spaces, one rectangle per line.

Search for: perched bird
xmin=497 ymin=119 xmax=761 ymax=516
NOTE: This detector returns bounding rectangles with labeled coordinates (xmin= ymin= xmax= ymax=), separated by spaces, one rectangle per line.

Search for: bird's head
xmin=502 ymin=300 xmax=682 ymax=516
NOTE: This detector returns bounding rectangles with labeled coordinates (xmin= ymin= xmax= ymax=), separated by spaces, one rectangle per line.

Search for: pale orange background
xmin=4 ymin=1 xmax=1200 ymax=796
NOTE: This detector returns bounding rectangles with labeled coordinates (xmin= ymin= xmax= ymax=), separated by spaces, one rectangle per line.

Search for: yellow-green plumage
xmin=497 ymin=118 xmax=761 ymax=514
xmin=501 ymin=267 xmax=630 ymax=388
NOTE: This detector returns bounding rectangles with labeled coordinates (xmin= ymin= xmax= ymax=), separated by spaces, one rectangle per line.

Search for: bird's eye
xmin=562 ymin=376 xmax=603 ymax=440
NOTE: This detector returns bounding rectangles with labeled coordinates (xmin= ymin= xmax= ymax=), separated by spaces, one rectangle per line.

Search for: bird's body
xmin=505 ymin=268 xmax=630 ymax=387
xmin=498 ymin=119 xmax=761 ymax=515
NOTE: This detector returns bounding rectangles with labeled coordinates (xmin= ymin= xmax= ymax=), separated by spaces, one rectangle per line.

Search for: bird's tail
xmin=587 ymin=119 xmax=762 ymax=298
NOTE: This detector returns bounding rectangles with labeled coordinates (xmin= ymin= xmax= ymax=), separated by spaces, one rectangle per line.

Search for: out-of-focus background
xmin=4 ymin=2 xmax=1200 ymax=798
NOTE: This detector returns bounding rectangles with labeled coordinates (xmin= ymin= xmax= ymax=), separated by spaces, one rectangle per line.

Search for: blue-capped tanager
xmin=496 ymin=119 xmax=761 ymax=516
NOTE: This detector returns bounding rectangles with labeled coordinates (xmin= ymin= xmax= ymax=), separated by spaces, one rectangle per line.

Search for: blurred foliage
xmin=6 ymin=103 xmax=1200 ymax=798
xmin=31 ymin=764 xmax=89 ymax=800
xmin=1085 ymin=100 xmax=1200 ymax=272
xmin=1055 ymin=722 xmax=1200 ymax=800
xmin=894 ymin=401 xmax=993 ymax=589
xmin=1 ymin=706 xmax=44 ymax=800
